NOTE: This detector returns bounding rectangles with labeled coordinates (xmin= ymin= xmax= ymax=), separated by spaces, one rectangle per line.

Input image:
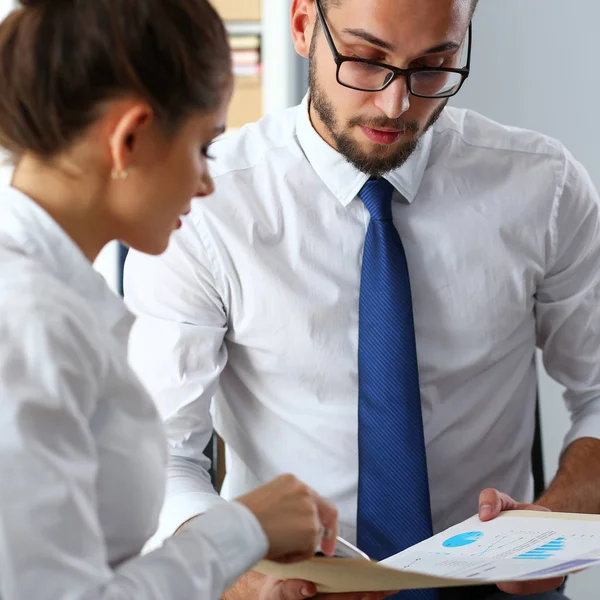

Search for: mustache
xmin=348 ymin=115 xmax=420 ymax=134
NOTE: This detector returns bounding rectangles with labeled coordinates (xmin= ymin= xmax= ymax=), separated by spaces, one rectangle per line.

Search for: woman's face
xmin=111 ymin=85 xmax=232 ymax=255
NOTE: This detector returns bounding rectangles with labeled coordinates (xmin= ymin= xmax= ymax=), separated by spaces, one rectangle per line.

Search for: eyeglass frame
xmin=314 ymin=0 xmax=472 ymax=99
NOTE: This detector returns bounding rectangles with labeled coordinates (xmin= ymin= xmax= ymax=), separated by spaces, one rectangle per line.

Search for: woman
xmin=0 ymin=0 xmax=337 ymax=598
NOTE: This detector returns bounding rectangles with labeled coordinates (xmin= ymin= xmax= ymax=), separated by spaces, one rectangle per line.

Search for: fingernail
xmin=301 ymin=588 xmax=312 ymax=598
xmin=480 ymin=504 xmax=493 ymax=517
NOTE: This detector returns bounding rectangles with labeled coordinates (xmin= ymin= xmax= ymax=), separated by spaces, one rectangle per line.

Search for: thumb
xmin=271 ymin=579 xmax=316 ymax=600
xmin=478 ymin=488 xmax=504 ymax=521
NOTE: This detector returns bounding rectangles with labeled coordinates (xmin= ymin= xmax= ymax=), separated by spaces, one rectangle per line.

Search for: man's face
xmin=298 ymin=0 xmax=472 ymax=177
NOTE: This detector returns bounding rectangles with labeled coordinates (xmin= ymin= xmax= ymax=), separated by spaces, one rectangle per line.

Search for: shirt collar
xmin=295 ymin=94 xmax=433 ymax=206
xmin=0 ymin=185 xmax=133 ymax=336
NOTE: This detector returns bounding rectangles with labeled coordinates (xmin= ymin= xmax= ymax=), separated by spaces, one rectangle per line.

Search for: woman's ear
xmin=108 ymin=102 xmax=153 ymax=175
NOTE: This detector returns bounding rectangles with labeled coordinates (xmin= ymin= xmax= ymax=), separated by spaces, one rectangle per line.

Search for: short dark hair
xmin=320 ymin=0 xmax=478 ymax=17
xmin=0 ymin=0 xmax=232 ymax=159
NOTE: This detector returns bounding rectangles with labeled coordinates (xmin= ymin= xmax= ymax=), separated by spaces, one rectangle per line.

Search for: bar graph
xmin=516 ymin=537 xmax=566 ymax=560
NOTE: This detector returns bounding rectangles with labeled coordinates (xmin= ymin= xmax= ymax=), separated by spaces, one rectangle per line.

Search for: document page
xmin=380 ymin=512 xmax=600 ymax=582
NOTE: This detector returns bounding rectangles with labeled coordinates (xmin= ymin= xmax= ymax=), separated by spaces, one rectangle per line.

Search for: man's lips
xmin=359 ymin=126 xmax=404 ymax=145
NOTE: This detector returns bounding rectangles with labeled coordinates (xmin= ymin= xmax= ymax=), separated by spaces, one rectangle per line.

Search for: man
xmin=125 ymin=1 xmax=600 ymax=599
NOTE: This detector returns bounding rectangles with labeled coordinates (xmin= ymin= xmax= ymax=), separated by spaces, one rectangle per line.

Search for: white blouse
xmin=0 ymin=186 xmax=268 ymax=599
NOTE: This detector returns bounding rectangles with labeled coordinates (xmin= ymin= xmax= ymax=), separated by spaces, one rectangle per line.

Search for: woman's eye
xmin=201 ymin=145 xmax=214 ymax=160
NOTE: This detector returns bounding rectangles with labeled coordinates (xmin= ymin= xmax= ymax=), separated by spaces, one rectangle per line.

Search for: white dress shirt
xmin=0 ymin=186 xmax=267 ymax=599
xmin=125 ymin=98 xmax=600 ymax=548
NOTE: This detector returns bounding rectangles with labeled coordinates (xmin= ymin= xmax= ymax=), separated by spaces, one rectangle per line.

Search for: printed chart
xmin=381 ymin=513 xmax=600 ymax=582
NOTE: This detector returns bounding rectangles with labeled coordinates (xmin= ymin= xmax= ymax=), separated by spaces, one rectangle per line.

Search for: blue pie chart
xmin=442 ymin=532 xmax=484 ymax=548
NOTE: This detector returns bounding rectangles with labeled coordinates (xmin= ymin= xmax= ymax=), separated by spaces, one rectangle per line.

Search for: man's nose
xmin=374 ymin=76 xmax=411 ymax=120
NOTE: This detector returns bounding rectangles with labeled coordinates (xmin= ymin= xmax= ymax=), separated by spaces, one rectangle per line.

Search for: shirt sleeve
xmin=124 ymin=218 xmax=229 ymax=543
xmin=535 ymin=146 xmax=600 ymax=452
xmin=0 ymin=300 xmax=267 ymax=600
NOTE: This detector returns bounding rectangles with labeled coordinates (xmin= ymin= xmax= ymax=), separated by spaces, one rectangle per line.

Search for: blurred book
xmin=211 ymin=0 xmax=261 ymax=21
xmin=229 ymin=35 xmax=260 ymax=50
xmin=230 ymin=34 xmax=261 ymax=77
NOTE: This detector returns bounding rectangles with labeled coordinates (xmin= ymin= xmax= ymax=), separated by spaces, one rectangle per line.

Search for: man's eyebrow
xmin=341 ymin=28 xmax=461 ymax=56
xmin=342 ymin=28 xmax=394 ymax=52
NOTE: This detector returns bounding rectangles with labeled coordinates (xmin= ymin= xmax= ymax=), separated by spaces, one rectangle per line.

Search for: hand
xmin=236 ymin=474 xmax=338 ymax=563
xmin=223 ymin=570 xmax=397 ymax=600
xmin=478 ymin=488 xmax=565 ymax=595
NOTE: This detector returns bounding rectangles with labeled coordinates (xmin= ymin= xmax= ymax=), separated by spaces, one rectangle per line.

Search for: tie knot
xmin=359 ymin=179 xmax=395 ymax=221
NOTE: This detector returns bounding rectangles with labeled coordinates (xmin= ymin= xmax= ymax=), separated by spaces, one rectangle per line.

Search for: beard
xmin=308 ymin=35 xmax=447 ymax=178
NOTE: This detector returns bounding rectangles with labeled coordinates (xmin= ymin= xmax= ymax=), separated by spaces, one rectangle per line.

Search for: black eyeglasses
xmin=314 ymin=0 xmax=472 ymax=99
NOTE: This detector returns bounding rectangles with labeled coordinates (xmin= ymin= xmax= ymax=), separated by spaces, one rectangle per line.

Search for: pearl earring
xmin=111 ymin=167 xmax=130 ymax=181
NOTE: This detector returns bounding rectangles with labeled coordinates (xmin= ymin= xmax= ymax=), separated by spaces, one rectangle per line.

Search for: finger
xmin=478 ymin=489 xmax=516 ymax=521
xmin=497 ymin=576 xmax=564 ymax=595
xmin=310 ymin=490 xmax=339 ymax=556
xmin=270 ymin=579 xmax=317 ymax=600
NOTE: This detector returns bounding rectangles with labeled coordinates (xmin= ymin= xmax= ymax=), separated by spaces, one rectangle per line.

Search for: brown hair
xmin=321 ymin=0 xmax=479 ymax=16
xmin=0 ymin=0 xmax=232 ymax=159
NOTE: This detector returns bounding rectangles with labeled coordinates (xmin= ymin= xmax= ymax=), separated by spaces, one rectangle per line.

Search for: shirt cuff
xmin=183 ymin=501 xmax=269 ymax=585
xmin=145 ymin=491 xmax=226 ymax=551
xmin=563 ymin=407 xmax=600 ymax=452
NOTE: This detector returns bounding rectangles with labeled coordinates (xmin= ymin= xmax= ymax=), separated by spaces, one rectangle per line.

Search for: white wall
xmin=262 ymin=0 xmax=306 ymax=112
xmin=0 ymin=0 xmax=12 ymax=17
xmin=453 ymin=1 xmax=600 ymax=597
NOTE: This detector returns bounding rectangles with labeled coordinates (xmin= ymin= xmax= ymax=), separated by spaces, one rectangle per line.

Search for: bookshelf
xmin=226 ymin=21 xmax=263 ymax=36
xmin=210 ymin=0 xmax=262 ymax=130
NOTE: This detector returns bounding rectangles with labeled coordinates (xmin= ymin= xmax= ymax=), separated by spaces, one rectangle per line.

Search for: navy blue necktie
xmin=357 ymin=179 xmax=437 ymax=600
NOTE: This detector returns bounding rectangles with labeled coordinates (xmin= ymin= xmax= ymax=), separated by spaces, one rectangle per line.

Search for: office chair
xmin=118 ymin=243 xmax=129 ymax=296
xmin=532 ymin=393 xmax=547 ymax=498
